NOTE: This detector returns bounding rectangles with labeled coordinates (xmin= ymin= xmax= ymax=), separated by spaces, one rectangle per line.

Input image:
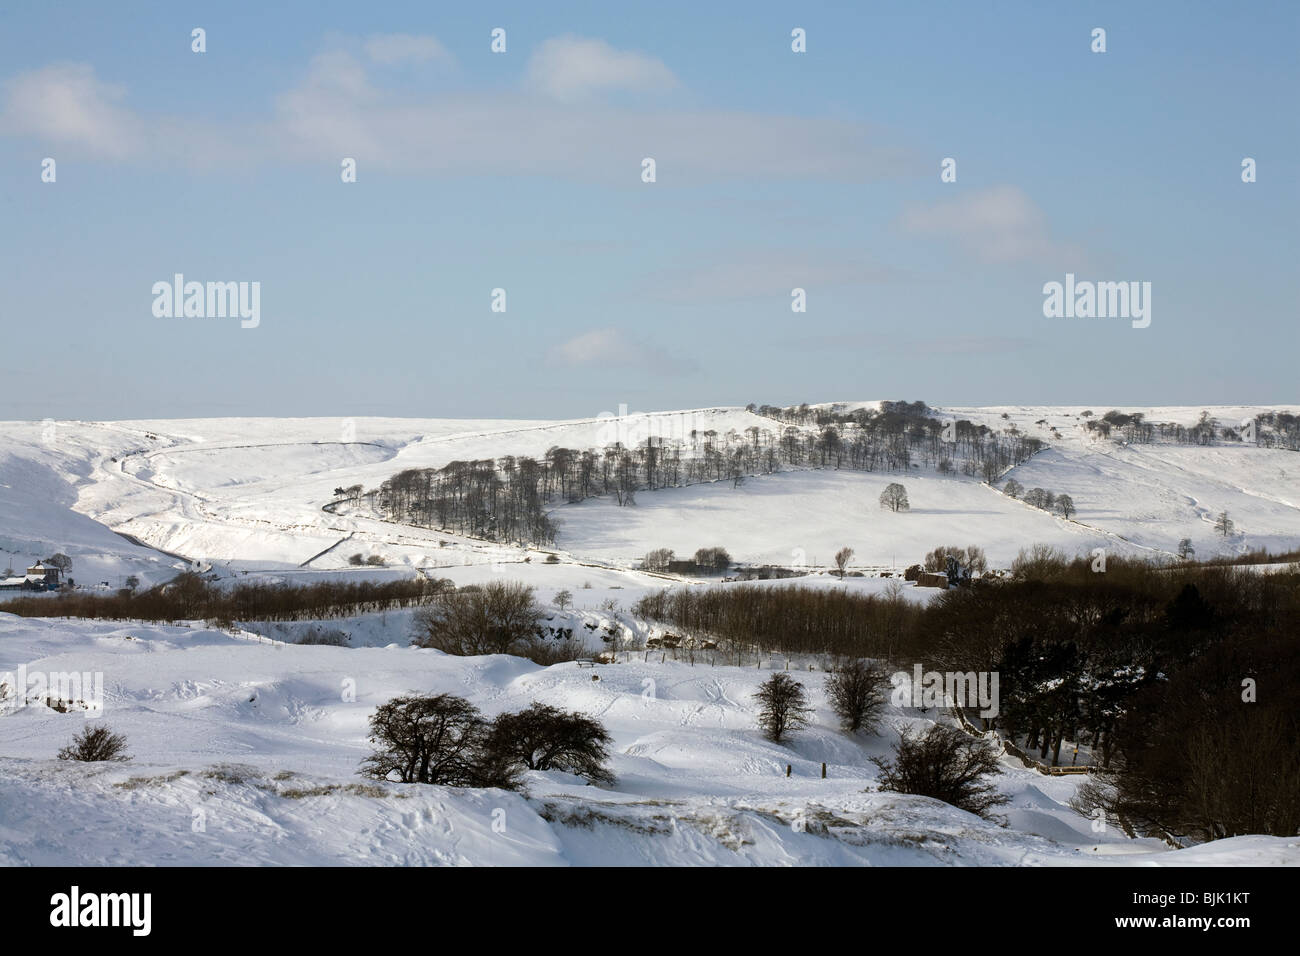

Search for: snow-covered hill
xmin=0 ymin=404 xmax=1297 ymax=866
xmin=2 ymin=615 xmax=1293 ymax=866
xmin=2 ymin=404 xmax=1296 ymax=581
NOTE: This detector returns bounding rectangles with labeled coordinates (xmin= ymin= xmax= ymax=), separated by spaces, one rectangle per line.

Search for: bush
xmin=825 ymin=659 xmax=890 ymax=733
xmin=484 ymin=703 xmax=614 ymax=785
xmin=358 ymin=694 xmax=510 ymax=788
xmin=871 ymin=725 xmax=1007 ymax=818
xmin=359 ymin=694 xmax=615 ymax=789
xmin=413 ymin=581 xmax=542 ymax=656
xmin=754 ymin=673 xmax=813 ymax=743
xmin=58 ymin=725 xmax=130 ymax=762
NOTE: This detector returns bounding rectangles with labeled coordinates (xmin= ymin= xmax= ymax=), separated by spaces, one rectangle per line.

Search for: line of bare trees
xmin=372 ymin=401 xmax=1044 ymax=546
xmin=2 ymin=572 xmax=453 ymax=625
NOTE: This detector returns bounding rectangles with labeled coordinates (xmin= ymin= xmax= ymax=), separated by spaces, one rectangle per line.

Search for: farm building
xmin=0 ymin=563 xmax=62 ymax=591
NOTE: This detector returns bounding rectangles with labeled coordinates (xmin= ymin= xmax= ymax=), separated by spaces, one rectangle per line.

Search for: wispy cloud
xmin=0 ymin=62 xmax=251 ymax=166
xmin=897 ymin=185 xmax=1083 ymax=265
xmin=0 ymin=43 xmax=914 ymax=184
xmin=1 ymin=62 xmax=139 ymax=159
xmin=525 ymin=35 xmax=678 ymax=101
xmin=548 ymin=328 xmax=695 ymax=373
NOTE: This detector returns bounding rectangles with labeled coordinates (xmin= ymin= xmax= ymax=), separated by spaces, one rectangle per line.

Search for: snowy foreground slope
xmin=2 ymin=615 xmax=1294 ymax=867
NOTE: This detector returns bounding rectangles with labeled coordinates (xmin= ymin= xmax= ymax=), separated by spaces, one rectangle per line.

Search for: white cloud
xmin=1 ymin=63 xmax=139 ymax=158
xmin=269 ymin=55 xmax=909 ymax=182
xmin=363 ymin=34 xmax=452 ymax=66
xmin=898 ymin=185 xmax=1081 ymax=265
xmin=525 ymin=35 xmax=678 ymax=101
xmin=0 ymin=46 xmax=912 ymax=183
xmin=549 ymin=328 xmax=693 ymax=373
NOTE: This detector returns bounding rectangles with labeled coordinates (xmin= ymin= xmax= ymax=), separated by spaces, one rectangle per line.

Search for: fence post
xmin=786 ymin=764 xmax=792 ymax=778
xmin=821 ymin=762 xmax=827 ymax=779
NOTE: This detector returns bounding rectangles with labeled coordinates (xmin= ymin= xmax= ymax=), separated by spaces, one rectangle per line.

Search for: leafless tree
xmin=880 ymin=483 xmax=910 ymax=512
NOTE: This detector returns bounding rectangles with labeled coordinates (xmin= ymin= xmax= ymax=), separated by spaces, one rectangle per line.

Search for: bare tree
xmin=754 ymin=673 xmax=813 ymax=743
xmin=834 ymin=546 xmax=855 ymax=579
xmin=359 ymin=694 xmax=499 ymax=786
xmin=552 ymin=589 xmax=573 ymax=611
xmin=1177 ymin=538 xmax=1195 ymax=560
xmin=871 ymin=725 xmax=1008 ymax=818
xmin=1214 ymin=511 xmax=1234 ymax=537
xmin=642 ymin=548 xmax=674 ymax=572
xmin=825 ymin=659 xmax=890 ymax=733
xmin=484 ymin=703 xmax=614 ymax=784
xmin=1056 ymin=494 xmax=1075 ymax=519
xmin=879 ymin=483 xmax=910 ymax=513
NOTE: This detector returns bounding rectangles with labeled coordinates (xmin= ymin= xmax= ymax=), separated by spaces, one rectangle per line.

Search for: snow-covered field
xmin=0 ymin=404 xmax=1297 ymax=865
xmin=2 ymin=615 xmax=1293 ymax=866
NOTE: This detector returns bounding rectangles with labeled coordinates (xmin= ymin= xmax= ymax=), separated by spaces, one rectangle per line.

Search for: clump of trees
xmin=640 ymin=546 xmax=732 ymax=575
xmin=754 ymin=673 xmax=813 ymax=743
xmin=412 ymin=581 xmax=585 ymax=664
xmin=872 ymin=725 xmax=1008 ymax=819
xmin=693 ymin=547 xmax=732 ymax=572
xmin=359 ymin=694 xmax=613 ymax=788
xmin=639 ymin=558 xmax=1300 ymax=843
xmin=642 ymin=548 xmax=674 ymax=571
xmin=372 ymin=401 xmax=1044 ymax=546
xmin=825 ymin=659 xmax=890 ymax=733
xmin=58 ymin=725 xmax=130 ymax=762
xmin=413 ymin=580 xmax=539 ymax=656
xmin=1074 ymin=635 xmax=1300 ymax=843
xmin=923 ymin=545 xmax=988 ymax=575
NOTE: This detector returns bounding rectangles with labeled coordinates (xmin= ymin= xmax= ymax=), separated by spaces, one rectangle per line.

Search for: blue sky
xmin=1 ymin=1 xmax=1295 ymax=420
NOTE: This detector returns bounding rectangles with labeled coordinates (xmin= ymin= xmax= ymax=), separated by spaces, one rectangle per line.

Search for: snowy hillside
xmin=2 ymin=615 xmax=1293 ymax=866
xmin=2 ymin=404 xmax=1297 ymax=580
xmin=0 ymin=404 xmax=1297 ymax=866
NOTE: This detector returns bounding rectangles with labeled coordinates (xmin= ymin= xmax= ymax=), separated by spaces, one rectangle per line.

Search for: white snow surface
xmin=2 ymin=615 xmax=1294 ymax=866
xmin=0 ymin=405 xmax=1297 ymax=866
